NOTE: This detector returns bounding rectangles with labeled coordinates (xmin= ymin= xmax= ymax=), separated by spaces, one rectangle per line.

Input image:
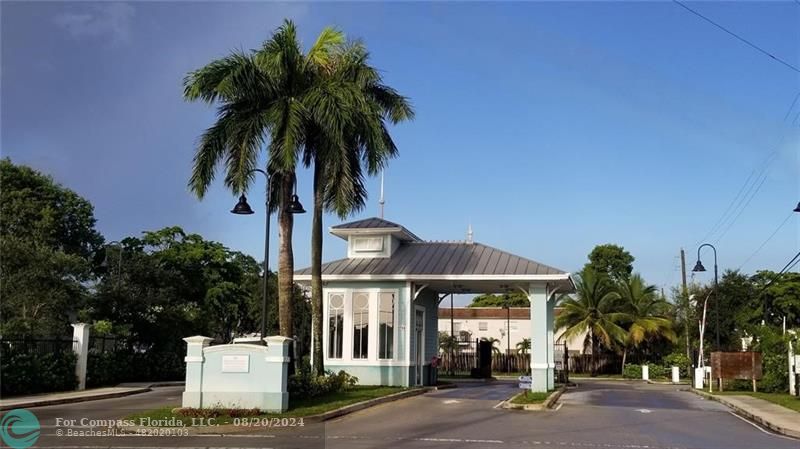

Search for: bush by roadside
xmin=87 ymin=351 xmax=184 ymax=388
xmin=1 ymin=351 xmax=77 ymax=396
xmin=288 ymin=362 xmax=358 ymax=401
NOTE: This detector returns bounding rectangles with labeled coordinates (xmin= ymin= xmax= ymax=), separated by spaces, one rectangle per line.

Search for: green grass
xmin=710 ymin=391 xmax=800 ymax=413
xmin=126 ymin=386 xmax=405 ymax=426
xmin=510 ymin=390 xmax=551 ymax=405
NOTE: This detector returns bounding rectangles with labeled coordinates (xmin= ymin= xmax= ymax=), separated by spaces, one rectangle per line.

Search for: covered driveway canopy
xmin=295 ymin=240 xmax=575 ymax=295
xmin=294 ymin=217 xmax=574 ymax=391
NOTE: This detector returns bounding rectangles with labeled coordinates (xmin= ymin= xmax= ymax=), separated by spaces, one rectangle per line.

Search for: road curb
xmin=544 ymin=385 xmax=567 ymax=409
xmin=0 ymin=387 xmax=151 ymax=411
xmin=688 ymin=389 xmax=800 ymax=439
xmin=500 ymin=385 xmax=566 ymax=411
xmin=120 ymin=387 xmax=430 ymax=435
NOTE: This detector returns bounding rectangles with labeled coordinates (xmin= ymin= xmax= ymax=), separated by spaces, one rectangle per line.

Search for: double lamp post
xmin=231 ymin=169 xmax=305 ymax=341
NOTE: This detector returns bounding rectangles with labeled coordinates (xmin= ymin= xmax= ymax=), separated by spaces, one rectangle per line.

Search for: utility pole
xmin=680 ymin=248 xmax=690 ymax=363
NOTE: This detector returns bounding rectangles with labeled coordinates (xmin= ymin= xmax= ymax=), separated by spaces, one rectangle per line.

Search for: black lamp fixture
xmin=288 ymin=194 xmax=306 ymax=214
xmin=231 ymin=195 xmax=255 ymax=215
xmin=794 ymin=202 xmax=800 ymax=213
xmin=692 ymin=260 xmax=706 ymax=273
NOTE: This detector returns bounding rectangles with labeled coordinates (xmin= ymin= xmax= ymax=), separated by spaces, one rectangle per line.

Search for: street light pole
xmin=105 ymin=241 xmax=124 ymax=291
xmin=693 ymin=243 xmax=719 ymax=350
xmin=231 ymin=169 xmax=305 ymax=341
xmin=503 ymin=295 xmax=511 ymax=373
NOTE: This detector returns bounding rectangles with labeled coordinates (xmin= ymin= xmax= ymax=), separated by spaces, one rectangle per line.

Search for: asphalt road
xmin=16 ymin=380 xmax=800 ymax=448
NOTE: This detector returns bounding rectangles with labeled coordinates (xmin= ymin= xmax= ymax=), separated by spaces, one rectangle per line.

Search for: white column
xmin=71 ymin=323 xmax=90 ymax=390
xmin=182 ymin=336 xmax=213 ymax=408
xmin=529 ymin=284 xmax=548 ymax=392
xmin=546 ymin=295 xmax=555 ymax=390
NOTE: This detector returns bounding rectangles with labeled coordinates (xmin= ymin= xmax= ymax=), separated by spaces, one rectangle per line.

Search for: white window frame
xmin=377 ymin=291 xmax=398 ymax=360
xmin=324 ymin=291 xmax=346 ymax=360
xmin=347 ymin=235 xmax=392 ymax=259
xmin=351 ymin=290 xmax=371 ymax=360
xmin=322 ymin=287 xmax=402 ymax=366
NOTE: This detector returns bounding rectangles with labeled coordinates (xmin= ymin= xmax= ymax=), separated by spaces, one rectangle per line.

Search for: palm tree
xmin=183 ymin=21 xmax=346 ymax=337
xmin=481 ymin=337 xmax=502 ymax=354
xmin=616 ymin=274 xmax=677 ymax=372
xmin=516 ymin=338 xmax=531 ymax=355
xmin=556 ymin=269 xmax=627 ymax=375
xmin=304 ymin=42 xmax=413 ymax=374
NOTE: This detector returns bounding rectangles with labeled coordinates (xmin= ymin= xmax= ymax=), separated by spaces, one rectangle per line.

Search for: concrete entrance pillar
xmin=546 ymin=294 xmax=555 ymax=390
xmin=71 ymin=323 xmax=90 ymax=390
xmin=529 ymin=284 xmax=549 ymax=392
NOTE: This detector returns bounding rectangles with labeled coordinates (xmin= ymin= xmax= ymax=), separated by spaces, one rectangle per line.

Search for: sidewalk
xmin=0 ymin=386 xmax=151 ymax=411
xmin=691 ymin=389 xmax=800 ymax=439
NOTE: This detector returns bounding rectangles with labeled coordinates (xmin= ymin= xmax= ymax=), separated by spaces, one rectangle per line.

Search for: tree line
xmin=556 ymin=244 xmax=799 ymax=389
xmin=0 ymin=159 xmax=311 ymax=358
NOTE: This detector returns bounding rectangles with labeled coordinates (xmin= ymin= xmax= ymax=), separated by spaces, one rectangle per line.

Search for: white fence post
xmin=71 ymin=323 xmax=90 ymax=390
xmin=671 ymin=366 xmax=680 ymax=384
xmin=641 ymin=365 xmax=649 ymax=381
xmin=694 ymin=367 xmax=705 ymax=389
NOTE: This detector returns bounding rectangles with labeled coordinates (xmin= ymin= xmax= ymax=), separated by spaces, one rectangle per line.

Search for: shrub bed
xmin=1 ymin=351 xmax=77 ymax=396
xmin=87 ymin=351 xmax=184 ymax=388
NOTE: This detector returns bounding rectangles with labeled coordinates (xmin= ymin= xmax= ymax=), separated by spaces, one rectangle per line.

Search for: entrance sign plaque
xmin=222 ymin=355 xmax=249 ymax=373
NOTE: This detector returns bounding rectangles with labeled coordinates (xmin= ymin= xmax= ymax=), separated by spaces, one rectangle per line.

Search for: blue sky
xmin=3 ymin=1 xmax=798 ymax=304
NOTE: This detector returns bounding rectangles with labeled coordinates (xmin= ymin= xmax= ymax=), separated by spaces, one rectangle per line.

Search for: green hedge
xmin=87 ymin=351 xmax=184 ymax=388
xmin=1 ymin=351 xmax=77 ymax=396
xmin=622 ymin=363 xmax=669 ymax=380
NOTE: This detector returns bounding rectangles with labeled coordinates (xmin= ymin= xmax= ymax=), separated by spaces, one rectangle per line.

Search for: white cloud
xmin=54 ymin=2 xmax=135 ymax=44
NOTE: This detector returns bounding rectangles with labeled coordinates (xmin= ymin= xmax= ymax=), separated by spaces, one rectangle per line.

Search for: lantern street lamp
xmin=231 ymin=169 xmax=305 ymax=341
xmin=692 ymin=243 xmax=719 ymax=350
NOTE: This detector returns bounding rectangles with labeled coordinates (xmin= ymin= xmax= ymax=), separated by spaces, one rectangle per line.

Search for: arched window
xmin=352 ymin=292 xmax=369 ymax=359
xmin=328 ymin=293 xmax=344 ymax=359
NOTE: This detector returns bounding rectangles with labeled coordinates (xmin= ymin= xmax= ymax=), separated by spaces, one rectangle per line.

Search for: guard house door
xmin=414 ymin=307 xmax=425 ymax=386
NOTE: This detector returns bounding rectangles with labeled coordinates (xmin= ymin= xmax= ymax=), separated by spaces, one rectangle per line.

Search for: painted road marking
xmin=634 ymin=408 xmax=652 ymax=413
xmin=442 ymin=399 xmax=461 ymax=404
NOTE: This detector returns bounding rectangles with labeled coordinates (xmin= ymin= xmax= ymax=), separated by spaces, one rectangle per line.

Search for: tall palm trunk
xmin=277 ymin=175 xmax=295 ymax=338
xmin=310 ymin=161 xmax=324 ymax=375
xmin=621 ymin=347 xmax=627 ymax=375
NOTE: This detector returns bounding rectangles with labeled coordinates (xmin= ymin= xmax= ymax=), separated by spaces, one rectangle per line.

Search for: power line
xmin=695 ymin=93 xmax=798 ymax=246
xmin=783 ymin=92 xmax=800 ymax=121
xmin=672 ymin=0 xmax=800 ymax=74
xmin=758 ymin=248 xmax=800 ymax=322
xmin=697 ymin=168 xmax=756 ymax=244
xmin=714 ymin=166 xmax=771 ymax=244
xmin=737 ymin=211 xmax=794 ymax=270
xmin=786 ymin=255 xmax=800 ymax=273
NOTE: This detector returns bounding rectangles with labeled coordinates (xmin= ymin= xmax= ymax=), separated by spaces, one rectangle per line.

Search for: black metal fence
xmin=0 ymin=337 xmax=79 ymax=396
xmin=89 ymin=335 xmax=126 ymax=353
xmin=567 ymin=353 xmax=641 ymax=375
xmin=439 ymin=340 xmax=569 ymax=382
xmin=0 ymin=338 xmax=76 ymax=355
